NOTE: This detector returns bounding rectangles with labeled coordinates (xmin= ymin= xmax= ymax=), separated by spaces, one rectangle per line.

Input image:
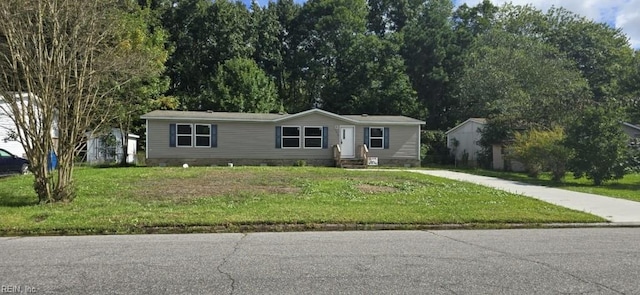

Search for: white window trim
xmin=303 ymin=126 xmax=323 ymax=149
xmin=176 ymin=123 xmax=193 ymax=147
xmin=369 ymin=126 xmax=384 ymax=149
xmin=194 ymin=124 xmax=211 ymax=148
xmin=281 ymin=126 xmax=301 ymax=149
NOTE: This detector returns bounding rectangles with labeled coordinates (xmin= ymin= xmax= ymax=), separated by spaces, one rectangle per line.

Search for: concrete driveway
xmin=414 ymin=170 xmax=640 ymax=223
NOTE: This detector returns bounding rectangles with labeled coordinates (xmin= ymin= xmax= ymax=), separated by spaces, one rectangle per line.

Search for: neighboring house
xmin=85 ymin=128 xmax=139 ymax=164
xmin=141 ymin=108 xmax=425 ymax=167
xmin=445 ymin=118 xmax=486 ymax=167
xmin=446 ymin=117 xmax=525 ymax=171
xmin=0 ymin=93 xmax=58 ymax=159
xmin=622 ymin=122 xmax=640 ymax=144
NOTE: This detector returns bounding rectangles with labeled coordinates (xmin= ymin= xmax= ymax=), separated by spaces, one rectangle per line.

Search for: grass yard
xmin=457 ymin=169 xmax=640 ymax=202
xmin=0 ymin=166 xmax=605 ymax=236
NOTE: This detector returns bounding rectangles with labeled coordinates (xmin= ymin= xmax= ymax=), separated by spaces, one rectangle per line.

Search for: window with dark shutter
xmin=369 ymin=127 xmax=384 ymax=149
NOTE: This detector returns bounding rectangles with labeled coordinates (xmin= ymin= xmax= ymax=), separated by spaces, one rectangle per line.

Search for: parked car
xmin=0 ymin=148 xmax=29 ymax=175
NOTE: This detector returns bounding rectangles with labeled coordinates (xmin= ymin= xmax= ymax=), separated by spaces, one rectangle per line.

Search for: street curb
xmin=3 ymin=222 xmax=640 ymax=237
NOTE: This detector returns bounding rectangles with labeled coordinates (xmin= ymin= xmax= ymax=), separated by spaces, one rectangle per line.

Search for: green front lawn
xmin=0 ymin=166 xmax=604 ymax=235
xmin=457 ymin=169 xmax=640 ymax=202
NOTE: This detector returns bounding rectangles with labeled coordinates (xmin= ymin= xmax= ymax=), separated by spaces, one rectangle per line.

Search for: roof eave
xmin=139 ymin=116 xmax=277 ymax=122
xmin=623 ymin=122 xmax=640 ymax=131
xmin=445 ymin=118 xmax=486 ymax=135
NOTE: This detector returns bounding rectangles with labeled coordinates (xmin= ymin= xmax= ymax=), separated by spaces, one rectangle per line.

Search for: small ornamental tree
xmin=0 ymin=0 xmax=165 ymax=203
xmin=508 ymin=126 xmax=569 ymax=181
xmin=564 ymin=105 xmax=628 ymax=185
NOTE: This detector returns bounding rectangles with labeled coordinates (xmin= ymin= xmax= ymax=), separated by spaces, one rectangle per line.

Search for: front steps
xmin=336 ymin=158 xmax=367 ymax=169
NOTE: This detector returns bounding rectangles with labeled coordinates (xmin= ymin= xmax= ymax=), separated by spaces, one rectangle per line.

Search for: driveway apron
xmin=411 ymin=170 xmax=640 ymax=223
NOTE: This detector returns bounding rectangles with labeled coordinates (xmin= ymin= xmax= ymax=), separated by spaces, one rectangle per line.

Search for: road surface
xmin=1 ymin=229 xmax=639 ymax=294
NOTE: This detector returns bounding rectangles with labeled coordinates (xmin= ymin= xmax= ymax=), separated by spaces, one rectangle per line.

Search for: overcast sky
xmin=453 ymin=0 xmax=640 ymax=49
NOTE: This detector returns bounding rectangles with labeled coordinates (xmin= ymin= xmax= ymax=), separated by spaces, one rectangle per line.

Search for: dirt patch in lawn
xmin=134 ymin=169 xmax=302 ymax=201
xmin=356 ymin=183 xmax=399 ymax=194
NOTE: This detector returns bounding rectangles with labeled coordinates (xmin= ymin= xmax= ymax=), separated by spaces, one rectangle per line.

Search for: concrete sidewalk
xmin=411 ymin=170 xmax=640 ymax=223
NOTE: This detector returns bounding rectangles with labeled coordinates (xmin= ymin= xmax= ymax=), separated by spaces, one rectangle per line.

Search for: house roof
xmin=141 ymin=109 xmax=425 ymax=125
xmin=445 ymin=118 xmax=487 ymax=135
xmin=623 ymin=122 xmax=640 ymax=131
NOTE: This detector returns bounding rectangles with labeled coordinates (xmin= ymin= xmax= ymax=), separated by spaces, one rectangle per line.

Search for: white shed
xmin=86 ymin=128 xmax=139 ymax=164
xmin=445 ymin=118 xmax=486 ymax=166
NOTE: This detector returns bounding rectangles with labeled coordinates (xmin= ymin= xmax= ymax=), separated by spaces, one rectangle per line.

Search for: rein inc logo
xmin=1 ymin=285 xmax=37 ymax=293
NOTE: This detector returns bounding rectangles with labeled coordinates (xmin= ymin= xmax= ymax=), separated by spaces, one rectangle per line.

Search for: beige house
xmin=141 ymin=109 xmax=425 ymax=167
xmin=622 ymin=122 xmax=640 ymax=142
xmin=445 ymin=118 xmax=486 ymax=166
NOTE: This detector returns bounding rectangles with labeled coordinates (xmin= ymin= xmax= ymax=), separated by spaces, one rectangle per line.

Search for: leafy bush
xmin=420 ymin=130 xmax=454 ymax=165
xmin=508 ymin=126 xmax=569 ymax=181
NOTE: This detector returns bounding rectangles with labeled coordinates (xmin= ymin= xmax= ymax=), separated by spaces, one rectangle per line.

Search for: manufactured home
xmin=141 ymin=109 xmax=425 ymax=167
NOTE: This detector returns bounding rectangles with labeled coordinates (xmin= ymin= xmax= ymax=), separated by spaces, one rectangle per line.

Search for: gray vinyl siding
xmin=146 ymin=113 xmax=420 ymax=161
xmin=363 ymin=125 xmax=419 ymax=159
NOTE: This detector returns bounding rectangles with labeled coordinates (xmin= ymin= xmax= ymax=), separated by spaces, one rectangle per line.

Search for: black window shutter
xmin=364 ymin=127 xmax=370 ymax=146
xmin=210 ymin=124 xmax=217 ymax=148
xmin=322 ymin=126 xmax=328 ymax=149
xmin=169 ymin=124 xmax=176 ymax=147
xmin=384 ymin=127 xmax=390 ymax=149
xmin=275 ymin=126 xmax=281 ymax=149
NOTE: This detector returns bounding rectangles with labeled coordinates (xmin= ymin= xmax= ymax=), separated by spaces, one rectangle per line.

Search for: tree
xmin=543 ymin=7 xmax=635 ymax=103
xmin=366 ymin=0 xmax=422 ymax=36
xmin=492 ymin=4 xmax=635 ymax=104
xmin=108 ymin=0 xmax=172 ymax=166
xmin=289 ymin=0 xmax=368 ymax=110
xmin=458 ymin=29 xmax=591 ymax=130
xmin=323 ymin=34 xmax=422 ymax=117
xmin=401 ymin=0 xmax=455 ymax=128
xmin=161 ymin=0 xmax=212 ymax=105
xmin=209 ymin=58 xmax=281 ymax=113
xmin=0 ymin=0 xmax=164 ymax=203
xmin=564 ymin=105 xmax=629 ymax=185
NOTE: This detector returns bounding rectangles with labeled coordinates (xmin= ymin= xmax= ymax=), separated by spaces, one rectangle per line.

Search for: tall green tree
xmin=458 ymin=29 xmax=591 ymax=130
xmin=493 ymin=4 xmax=635 ymax=103
xmin=209 ymin=58 xmax=281 ymax=113
xmin=366 ymin=0 xmax=422 ymax=36
xmin=272 ymin=0 xmax=303 ymax=112
xmin=250 ymin=0 xmax=284 ymax=80
xmin=289 ymin=0 xmax=368 ymax=110
xmin=162 ymin=0 xmax=212 ymax=103
xmin=564 ymin=104 xmax=629 ymax=185
xmin=543 ymin=7 xmax=635 ymax=103
xmin=163 ymin=0 xmax=254 ymax=110
xmin=401 ymin=0 xmax=455 ymax=128
xmin=108 ymin=0 xmax=172 ymax=165
xmin=324 ymin=34 xmax=422 ymax=117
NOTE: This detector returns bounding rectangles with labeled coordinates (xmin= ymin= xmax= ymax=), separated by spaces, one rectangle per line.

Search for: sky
xmin=453 ymin=0 xmax=640 ymax=49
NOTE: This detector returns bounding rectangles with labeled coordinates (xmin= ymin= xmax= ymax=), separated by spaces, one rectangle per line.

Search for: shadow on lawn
xmin=0 ymin=175 xmax=39 ymax=207
xmin=0 ymin=192 xmax=38 ymax=207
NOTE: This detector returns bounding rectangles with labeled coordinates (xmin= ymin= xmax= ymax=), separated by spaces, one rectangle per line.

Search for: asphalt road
xmin=1 ymin=229 xmax=639 ymax=294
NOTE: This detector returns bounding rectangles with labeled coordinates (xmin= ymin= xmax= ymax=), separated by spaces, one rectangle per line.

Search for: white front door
xmin=339 ymin=126 xmax=355 ymax=158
